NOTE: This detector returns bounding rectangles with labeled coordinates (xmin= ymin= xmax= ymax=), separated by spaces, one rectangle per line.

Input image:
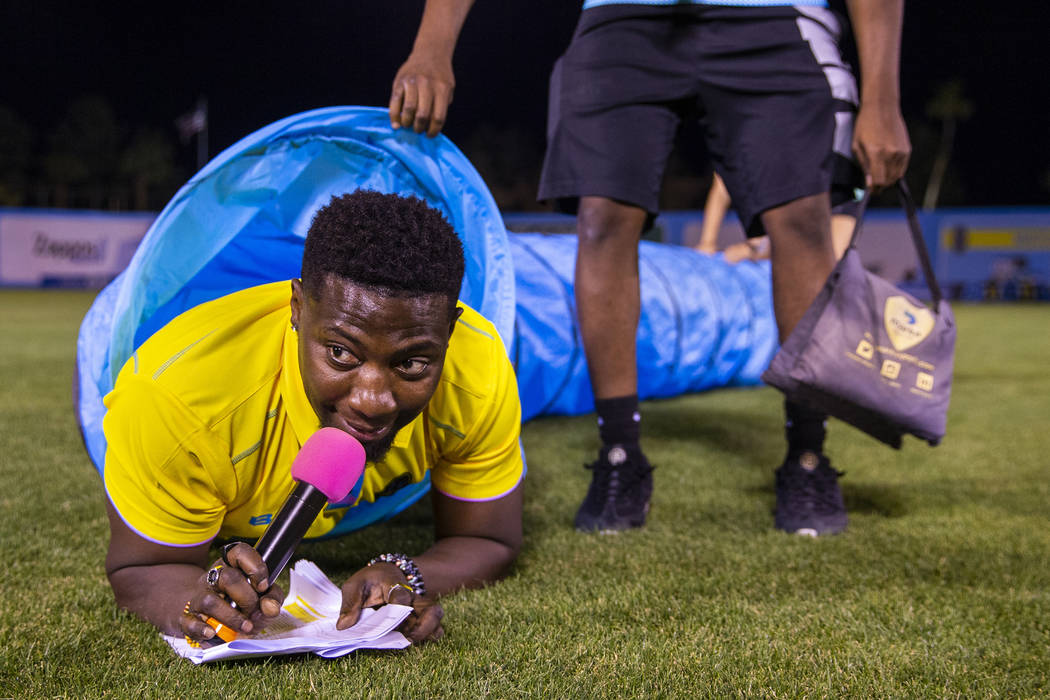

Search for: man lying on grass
xmin=101 ymin=190 xmax=524 ymax=645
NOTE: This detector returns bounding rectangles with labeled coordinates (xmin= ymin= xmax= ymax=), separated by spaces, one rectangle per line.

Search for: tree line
xmin=0 ymin=80 xmax=982 ymax=215
xmin=0 ymin=96 xmax=184 ymax=212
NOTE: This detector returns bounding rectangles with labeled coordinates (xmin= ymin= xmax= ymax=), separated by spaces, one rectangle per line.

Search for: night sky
xmin=3 ymin=2 xmax=1045 ymax=207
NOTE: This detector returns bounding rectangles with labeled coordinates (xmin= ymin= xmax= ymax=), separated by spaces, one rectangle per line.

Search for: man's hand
xmin=389 ymin=51 xmax=455 ymax=137
xmin=180 ymin=543 xmax=285 ymax=644
xmin=338 ymin=562 xmax=445 ymax=643
xmin=852 ymin=100 xmax=911 ymax=190
xmin=388 ymin=0 xmax=475 ymax=137
xmin=719 ymin=238 xmax=771 ymax=264
xmin=333 ymin=486 xmax=521 ymax=644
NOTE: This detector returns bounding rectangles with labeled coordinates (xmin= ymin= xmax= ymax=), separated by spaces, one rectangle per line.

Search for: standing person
xmin=392 ymin=0 xmax=910 ymax=537
xmin=101 ymin=190 xmax=524 ymax=645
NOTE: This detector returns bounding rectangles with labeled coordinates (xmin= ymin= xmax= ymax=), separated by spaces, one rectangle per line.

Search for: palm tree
xmin=120 ymin=128 xmax=176 ymax=210
xmin=922 ymin=79 xmax=974 ymax=211
xmin=0 ymin=106 xmax=33 ymax=206
xmin=44 ymin=96 xmax=120 ymax=209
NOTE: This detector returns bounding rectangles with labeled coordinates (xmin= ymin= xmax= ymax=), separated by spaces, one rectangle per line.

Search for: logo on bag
xmin=916 ymin=372 xmax=934 ymax=392
xmin=884 ymin=296 xmax=935 ymax=351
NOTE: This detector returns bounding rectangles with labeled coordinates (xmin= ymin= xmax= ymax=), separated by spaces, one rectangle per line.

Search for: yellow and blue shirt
xmin=102 ymin=281 xmax=524 ymax=547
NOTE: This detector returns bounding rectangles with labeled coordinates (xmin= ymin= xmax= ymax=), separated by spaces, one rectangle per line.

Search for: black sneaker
xmin=574 ymin=444 xmax=653 ymax=533
xmin=774 ymin=451 xmax=847 ymax=536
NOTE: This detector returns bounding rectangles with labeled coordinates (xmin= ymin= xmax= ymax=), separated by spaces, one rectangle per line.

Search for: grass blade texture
xmin=0 ymin=291 xmax=1047 ymax=697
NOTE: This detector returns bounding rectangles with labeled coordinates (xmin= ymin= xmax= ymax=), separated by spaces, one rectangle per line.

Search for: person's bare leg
xmin=763 ymin=192 xmax=835 ymax=342
xmin=763 ymin=192 xmax=848 ymax=537
xmin=575 ymin=196 xmax=647 ymax=398
xmin=573 ymin=195 xmax=654 ymax=532
xmin=829 ymin=213 xmax=856 ymax=260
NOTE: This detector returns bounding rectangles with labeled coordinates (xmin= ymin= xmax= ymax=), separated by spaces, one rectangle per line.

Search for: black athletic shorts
xmin=538 ymin=4 xmax=865 ymax=236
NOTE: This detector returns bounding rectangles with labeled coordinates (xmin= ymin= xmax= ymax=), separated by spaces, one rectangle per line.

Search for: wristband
xmin=367 ymin=552 xmax=426 ymax=596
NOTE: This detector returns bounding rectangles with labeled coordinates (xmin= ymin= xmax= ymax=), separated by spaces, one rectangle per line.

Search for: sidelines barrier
xmin=934 ymin=210 xmax=1050 ymax=301
xmin=0 ymin=209 xmax=152 ymax=287
xmin=13 ymin=207 xmax=1048 ymax=300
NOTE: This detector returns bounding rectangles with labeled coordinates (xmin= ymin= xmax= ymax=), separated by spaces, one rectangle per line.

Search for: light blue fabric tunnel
xmin=75 ymin=106 xmax=777 ymax=478
xmin=511 ymin=233 xmax=776 ymax=422
xmin=75 ymin=107 xmax=515 ymax=471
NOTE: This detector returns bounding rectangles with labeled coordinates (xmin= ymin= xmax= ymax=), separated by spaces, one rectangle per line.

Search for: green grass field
xmin=1 ymin=289 xmax=1047 ymax=698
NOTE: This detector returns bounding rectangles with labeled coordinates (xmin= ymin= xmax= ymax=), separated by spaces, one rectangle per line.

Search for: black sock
xmin=784 ymin=399 xmax=827 ymax=458
xmin=596 ymin=395 xmax=641 ymax=447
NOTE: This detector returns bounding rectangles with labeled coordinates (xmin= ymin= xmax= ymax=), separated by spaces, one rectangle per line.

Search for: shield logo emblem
xmin=884 ymin=295 xmax=935 ymax=351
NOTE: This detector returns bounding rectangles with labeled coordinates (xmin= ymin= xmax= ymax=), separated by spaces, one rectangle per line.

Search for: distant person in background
xmin=694 ymin=172 xmax=859 ymax=264
xmin=392 ymin=0 xmax=910 ymax=538
xmin=101 ymin=191 xmax=524 ymax=645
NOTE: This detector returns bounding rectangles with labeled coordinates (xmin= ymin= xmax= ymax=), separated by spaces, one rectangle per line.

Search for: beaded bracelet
xmin=367 ymin=552 xmax=426 ymax=596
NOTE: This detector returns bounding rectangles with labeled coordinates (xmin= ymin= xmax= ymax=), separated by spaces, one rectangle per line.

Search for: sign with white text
xmin=0 ymin=210 xmax=153 ymax=287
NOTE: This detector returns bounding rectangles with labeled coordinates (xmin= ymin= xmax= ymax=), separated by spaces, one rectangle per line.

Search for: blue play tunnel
xmin=75 ymin=106 xmax=776 ymax=472
xmin=511 ymin=233 xmax=776 ymax=421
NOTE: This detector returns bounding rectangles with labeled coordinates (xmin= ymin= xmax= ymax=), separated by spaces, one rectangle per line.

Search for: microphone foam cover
xmin=290 ymin=427 xmax=367 ymax=502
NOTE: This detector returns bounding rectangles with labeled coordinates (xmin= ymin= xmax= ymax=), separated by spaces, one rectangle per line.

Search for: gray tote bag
xmin=762 ymin=181 xmax=955 ymax=448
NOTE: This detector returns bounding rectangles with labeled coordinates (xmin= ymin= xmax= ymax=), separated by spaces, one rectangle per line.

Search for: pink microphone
xmin=253 ymin=428 xmax=366 ymax=585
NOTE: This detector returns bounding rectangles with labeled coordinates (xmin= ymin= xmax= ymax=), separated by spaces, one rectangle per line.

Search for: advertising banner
xmin=0 ymin=210 xmax=153 ymax=287
xmin=936 ymin=211 xmax=1050 ymax=300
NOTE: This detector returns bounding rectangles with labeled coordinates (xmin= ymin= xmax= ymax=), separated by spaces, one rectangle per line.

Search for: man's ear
xmin=447 ymin=304 xmax=464 ymax=339
xmin=290 ymin=278 xmax=304 ymax=330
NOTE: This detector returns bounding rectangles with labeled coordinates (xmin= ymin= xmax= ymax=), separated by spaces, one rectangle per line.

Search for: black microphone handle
xmin=252 ymin=480 xmax=328 ymax=587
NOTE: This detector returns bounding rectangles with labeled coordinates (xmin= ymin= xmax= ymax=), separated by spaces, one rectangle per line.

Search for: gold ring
xmin=184 ymin=635 xmax=201 ymax=648
xmin=183 ymin=600 xmax=192 ymax=615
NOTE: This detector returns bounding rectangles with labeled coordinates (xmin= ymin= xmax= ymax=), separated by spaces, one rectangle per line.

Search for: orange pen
xmin=204 ymin=616 xmax=239 ymax=643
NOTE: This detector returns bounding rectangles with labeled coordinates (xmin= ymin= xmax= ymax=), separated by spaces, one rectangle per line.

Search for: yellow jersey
xmin=102 ymin=281 xmax=523 ymax=546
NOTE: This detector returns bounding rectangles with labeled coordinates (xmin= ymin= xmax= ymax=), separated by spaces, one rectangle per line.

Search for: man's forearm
xmin=413 ymin=535 xmax=518 ymax=597
xmin=108 ymin=563 xmax=204 ymax=635
xmin=411 ymin=0 xmax=477 ymax=58
xmin=845 ymin=0 xmax=905 ymax=105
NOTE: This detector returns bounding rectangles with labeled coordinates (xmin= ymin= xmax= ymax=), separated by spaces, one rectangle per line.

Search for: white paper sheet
xmin=163 ymin=559 xmax=412 ymax=664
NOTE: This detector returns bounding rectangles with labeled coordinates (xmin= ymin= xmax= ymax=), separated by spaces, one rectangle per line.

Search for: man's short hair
xmin=301 ymin=190 xmax=465 ymax=305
